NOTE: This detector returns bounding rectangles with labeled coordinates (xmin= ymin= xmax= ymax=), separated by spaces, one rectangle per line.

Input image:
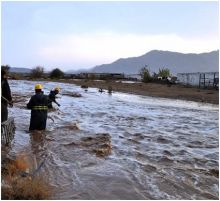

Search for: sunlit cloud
xmin=38 ymin=32 xmax=219 ymax=70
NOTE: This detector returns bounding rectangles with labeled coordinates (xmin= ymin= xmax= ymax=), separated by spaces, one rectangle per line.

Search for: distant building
xmin=63 ymin=73 xmax=81 ymax=79
xmin=125 ymin=74 xmax=141 ymax=81
xmin=79 ymin=73 xmax=125 ymax=80
xmin=177 ymin=72 xmax=219 ymax=88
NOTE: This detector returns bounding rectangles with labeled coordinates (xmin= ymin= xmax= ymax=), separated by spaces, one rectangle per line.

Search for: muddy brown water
xmin=4 ymin=80 xmax=219 ymax=199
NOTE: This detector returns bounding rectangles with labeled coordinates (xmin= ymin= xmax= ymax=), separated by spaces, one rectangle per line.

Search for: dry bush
xmin=14 ymin=157 xmax=29 ymax=172
xmin=2 ymin=156 xmax=51 ymax=200
xmin=2 ymin=156 xmax=29 ymax=177
xmin=2 ymin=177 xmax=51 ymax=200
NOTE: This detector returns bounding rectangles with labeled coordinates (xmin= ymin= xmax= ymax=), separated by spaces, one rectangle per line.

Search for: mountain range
xmin=9 ymin=67 xmax=32 ymax=73
xmin=8 ymin=50 xmax=219 ymax=75
xmin=89 ymin=50 xmax=219 ymax=75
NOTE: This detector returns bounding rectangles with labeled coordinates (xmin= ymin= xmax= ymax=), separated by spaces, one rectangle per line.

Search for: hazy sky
xmin=1 ymin=1 xmax=219 ymax=71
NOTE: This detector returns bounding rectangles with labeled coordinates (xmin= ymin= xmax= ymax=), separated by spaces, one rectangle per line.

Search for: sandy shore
xmin=48 ymin=79 xmax=219 ymax=105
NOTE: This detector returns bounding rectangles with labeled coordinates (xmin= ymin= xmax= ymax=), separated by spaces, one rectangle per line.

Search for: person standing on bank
xmin=27 ymin=84 xmax=49 ymax=131
xmin=48 ymin=87 xmax=61 ymax=108
xmin=1 ymin=69 xmax=13 ymax=122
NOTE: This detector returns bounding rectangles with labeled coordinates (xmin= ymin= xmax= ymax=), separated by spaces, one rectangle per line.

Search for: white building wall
xmin=177 ymin=72 xmax=218 ymax=86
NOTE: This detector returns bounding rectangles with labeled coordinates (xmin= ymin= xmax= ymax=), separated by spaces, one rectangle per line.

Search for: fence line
xmin=177 ymin=72 xmax=219 ymax=88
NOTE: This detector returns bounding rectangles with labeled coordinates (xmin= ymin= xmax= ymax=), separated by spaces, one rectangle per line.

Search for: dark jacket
xmin=48 ymin=90 xmax=59 ymax=108
xmin=27 ymin=92 xmax=48 ymax=131
xmin=1 ymin=78 xmax=12 ymax=105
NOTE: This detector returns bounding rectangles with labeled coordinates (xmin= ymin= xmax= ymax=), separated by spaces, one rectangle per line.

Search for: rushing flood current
xmin=6 ymin=80 xmax=219 ymax=199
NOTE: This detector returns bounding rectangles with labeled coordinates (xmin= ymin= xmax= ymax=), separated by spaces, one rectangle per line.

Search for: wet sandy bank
xmin=34 ymin=79 xmax=219 ymax=105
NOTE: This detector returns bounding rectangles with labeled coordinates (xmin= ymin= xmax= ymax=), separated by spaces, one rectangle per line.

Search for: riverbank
xmin=40 ymin=79 xmax=219 ymax=105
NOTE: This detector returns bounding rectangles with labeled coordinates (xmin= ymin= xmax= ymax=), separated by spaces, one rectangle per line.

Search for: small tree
xmin=139 ymin=65 xmax=152 ymax=83
xmin=158 ymin=68 xmax=171 ymax=78
xmin=50 ymin=68 xmax=64 ymax=79
xmin=31 ymin=66 xmax=44 ymax=78
xmin=1 ymin=65 xmax=10 ymax=72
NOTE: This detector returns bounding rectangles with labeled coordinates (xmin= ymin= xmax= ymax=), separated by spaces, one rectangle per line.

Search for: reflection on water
xmin=7 ymin=80 xmax=219 ymax=199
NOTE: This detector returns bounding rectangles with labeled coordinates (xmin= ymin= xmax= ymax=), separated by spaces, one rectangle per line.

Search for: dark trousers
xmin=48 ymin=102 xmax=53 ymax=109
xmin=29 ymin=110 xmax=47 ymax=131
xmin=1 ymin=103 xmax=8 ymax=122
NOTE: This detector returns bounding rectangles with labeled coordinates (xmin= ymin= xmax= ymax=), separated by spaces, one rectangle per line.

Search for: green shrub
xmin=158 ymin=68 xmax=171 ymax=77
xmin=139 ymin=65 xmax=152 ymax=83
xmin=49 ymin=68 xmax=64 ymax=79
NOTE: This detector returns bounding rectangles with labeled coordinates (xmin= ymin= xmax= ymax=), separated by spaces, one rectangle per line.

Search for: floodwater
xmin=6 ymin=80 xmax=219 ymax=199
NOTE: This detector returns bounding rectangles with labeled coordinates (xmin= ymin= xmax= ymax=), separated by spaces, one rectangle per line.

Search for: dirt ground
xmin=52 ymin=79 xmax=219 ymax=105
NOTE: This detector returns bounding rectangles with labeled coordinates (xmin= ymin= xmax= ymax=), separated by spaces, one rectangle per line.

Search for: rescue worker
xmin=48 ymin=87 xmax=61 ymax=108
xmin=1 ymin=68 xmax=13 ymax=122
xmin=27 ymin=84 xmax=48 ymax=131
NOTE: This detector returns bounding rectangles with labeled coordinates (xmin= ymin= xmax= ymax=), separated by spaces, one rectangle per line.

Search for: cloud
xmin=38 ymin=32 xmax=219 ymax=69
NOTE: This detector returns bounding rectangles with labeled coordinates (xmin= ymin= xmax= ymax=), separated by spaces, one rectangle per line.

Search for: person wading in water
xmin=27 ymin=84 xmax=49 ymax=131
xmin=48 ymin=87 xmax=61 ymax=109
